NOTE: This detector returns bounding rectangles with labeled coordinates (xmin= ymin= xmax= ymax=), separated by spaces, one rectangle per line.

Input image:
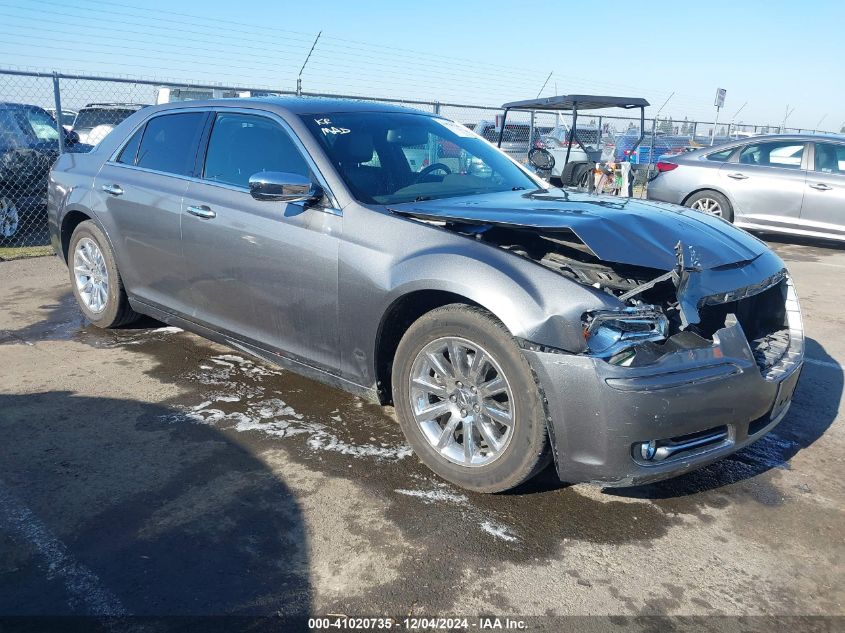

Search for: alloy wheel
xmin=690 ymin=197 xmax=723 ymax=216
xmin=0 ymin=197 xmax=19 ymax=238
xmin=409 ymin=336 xmax=514 ymax=467
xmin=73 ymin=237 xmax=109 ymax=313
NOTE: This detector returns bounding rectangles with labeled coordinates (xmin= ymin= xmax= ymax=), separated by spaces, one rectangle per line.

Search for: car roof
xmin=701 ymin=133 xmax=845 ymax=151
xmin=145 ymin=96 xmax=432 ymax=117
xmin=0 ymin=102 xmax=47 ymax=110
xmin=79 ymin=103 xmax=148 ymax=109
xmin=501 ymin=94 xmax=650 ymax=111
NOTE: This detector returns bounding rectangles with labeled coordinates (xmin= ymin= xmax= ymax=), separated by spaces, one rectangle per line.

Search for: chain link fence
xmin=1 ymin=68 xmax=840 ymax=254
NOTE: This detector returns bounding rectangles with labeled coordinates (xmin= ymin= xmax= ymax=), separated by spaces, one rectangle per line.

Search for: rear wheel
xmin=68 ymin=220 xmax=139 ymax=328
xmin=686 ymin=190 xmax=734 ymax=222
xmin=392 ymin=305 xmax=550 ymax=493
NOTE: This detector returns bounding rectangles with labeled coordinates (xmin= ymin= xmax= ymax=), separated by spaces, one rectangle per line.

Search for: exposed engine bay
xmin=446 ymin=223 xmax=791 ymax=372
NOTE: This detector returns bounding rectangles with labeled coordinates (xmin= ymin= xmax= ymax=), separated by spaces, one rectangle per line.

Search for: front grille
xmin=698 ymin=276 xmax=802 ymax=377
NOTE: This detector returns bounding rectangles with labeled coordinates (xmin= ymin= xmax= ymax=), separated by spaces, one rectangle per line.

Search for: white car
xmin=72 ymin=103 xmax=148 ymax=145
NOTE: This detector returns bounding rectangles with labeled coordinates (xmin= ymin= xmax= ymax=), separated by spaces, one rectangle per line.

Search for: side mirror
xmin=248 ymin=171 xmax=322 ymax=204
xmin=64 ymin=129 xmax=80 ymax=146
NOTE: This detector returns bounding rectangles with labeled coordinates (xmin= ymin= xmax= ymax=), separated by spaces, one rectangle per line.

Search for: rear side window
xmin=116 ymin=127 xmax=143 ymax=165
xmin=739 ymin=141 xmax=804 ymax=169
xmin=136 ymin=112 xmax=206 ymax=176
xmin=814 ymin=143 xmax=845 ymax=174
xmin=705 ymin=147 xmax=734 ymax=162
xmin=203 ymin=113 xmax=309 ymax=188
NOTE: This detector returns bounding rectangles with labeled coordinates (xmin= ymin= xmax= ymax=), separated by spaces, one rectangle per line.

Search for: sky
xmin=1 ymin=0 xmax=842 ymax=131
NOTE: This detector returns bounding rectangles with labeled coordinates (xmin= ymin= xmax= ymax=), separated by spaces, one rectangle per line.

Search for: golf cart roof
xmin=501 ymin=94 xmax=650 ymax=111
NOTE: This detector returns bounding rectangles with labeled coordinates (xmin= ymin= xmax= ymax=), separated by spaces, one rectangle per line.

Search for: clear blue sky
xmin=1 ymin=0 xmax=841 ymax=130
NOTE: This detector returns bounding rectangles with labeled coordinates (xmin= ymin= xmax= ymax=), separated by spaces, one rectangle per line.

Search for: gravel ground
xmin=0 ymin=237 xmax=842 ymax=631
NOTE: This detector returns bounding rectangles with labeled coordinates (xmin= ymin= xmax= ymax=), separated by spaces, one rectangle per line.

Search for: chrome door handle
xmin=101 ymin=184 xmax=123 ymax=195
xmin=809 ymin=183 xmax=832 ymax=191
xmin=186 ymin=204 xmax=216 ymax=219
xmin=727 ymin=173 xmax=749 ymax=180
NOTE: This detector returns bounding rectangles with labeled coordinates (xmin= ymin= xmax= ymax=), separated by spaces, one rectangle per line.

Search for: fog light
xmin=639 ymin=440 xmax=657 ymax=461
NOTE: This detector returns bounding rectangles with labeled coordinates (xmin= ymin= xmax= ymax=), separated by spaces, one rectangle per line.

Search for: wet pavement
xmin=0 ymin=239 xmax=843 ymax=623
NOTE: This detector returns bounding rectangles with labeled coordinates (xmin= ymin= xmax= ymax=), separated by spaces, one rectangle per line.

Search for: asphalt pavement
xmin=0 ymin=237 xmax=843 ymax=629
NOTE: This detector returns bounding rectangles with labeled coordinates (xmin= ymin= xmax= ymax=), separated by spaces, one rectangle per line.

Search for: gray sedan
xmin=48 ymin=98 xmax=803 ymax=492
xmin=648 ymin=134 xmax=845 ymax=242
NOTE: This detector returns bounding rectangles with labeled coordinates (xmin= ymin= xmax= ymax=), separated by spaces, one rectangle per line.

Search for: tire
xmin=0 ymin=195 xmax=20 ymax=243
xmin=392 ymin=304 xmax=551 ymax=493
xmin=68 ymin=220 xmax=140 ymax=328
xmin=573 ymin=163 xmax=592 ymax=190
xmin=685 ymin=190 xmax=734 ymax=222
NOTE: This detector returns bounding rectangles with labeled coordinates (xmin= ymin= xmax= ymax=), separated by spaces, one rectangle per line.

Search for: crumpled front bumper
xmin=523 ymin=279 xmax=804 ymax=487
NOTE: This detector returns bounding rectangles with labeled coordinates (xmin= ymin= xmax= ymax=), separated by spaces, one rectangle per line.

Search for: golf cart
xmin=497 ymin=94 xmax=649 ymax=194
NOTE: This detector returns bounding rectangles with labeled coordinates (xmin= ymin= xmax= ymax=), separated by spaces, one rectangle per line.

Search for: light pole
xmin=781 ymin=105 xmax=795 ymax=133
xmin=727 ymin=101 xmax=747 ymax=139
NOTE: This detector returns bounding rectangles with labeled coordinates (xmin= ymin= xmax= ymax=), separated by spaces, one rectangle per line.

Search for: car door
xmin=720 ymin=139 xmax=808 ymax=228
xmin=180 ymin=110 xmax=340 ymax=371
xmin=801 ymin=142 xmax=845 ymax=237
xmin=92 ymin=110 xmax=208 ymax=312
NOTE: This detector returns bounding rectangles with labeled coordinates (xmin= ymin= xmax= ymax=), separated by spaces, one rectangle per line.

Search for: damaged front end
xmin=576 ymin=240 xmax=802 ymax=376
xmin=455 ymin=220 xmax=802 ymax=377
xmin=390 ymin=192 xmax=805 ymax=484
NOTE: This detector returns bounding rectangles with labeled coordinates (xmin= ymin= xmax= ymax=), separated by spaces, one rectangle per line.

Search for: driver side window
xmin=203 ymin=113 xmax=310 ymax=188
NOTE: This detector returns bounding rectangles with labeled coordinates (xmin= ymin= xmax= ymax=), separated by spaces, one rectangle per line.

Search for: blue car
xmin=614 ymin=130 xmax=690 ymax=164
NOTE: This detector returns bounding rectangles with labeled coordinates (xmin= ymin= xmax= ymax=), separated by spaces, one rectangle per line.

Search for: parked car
xmin=72 ymin=103 xmax=148 ymax=145
xmin=648 ymin=134 xmax=845 ymax=242
xmin=46 ymin=108 xmax=78 ymax=128
xmin=0 ymin=102 xmax=83 ymax=241
xmin=48 ymin=98 xmax=804 ymax=492
xmin=473 ymin=120 xmax=551 ymax=161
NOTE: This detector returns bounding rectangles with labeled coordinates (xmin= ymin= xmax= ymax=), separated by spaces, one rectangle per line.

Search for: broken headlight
xmin=583 ymin=307 xmax=669 ymax=361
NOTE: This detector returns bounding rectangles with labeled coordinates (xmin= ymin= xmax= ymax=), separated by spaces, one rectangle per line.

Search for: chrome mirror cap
xmin=248 ymin=171 xmax=322 ymax=203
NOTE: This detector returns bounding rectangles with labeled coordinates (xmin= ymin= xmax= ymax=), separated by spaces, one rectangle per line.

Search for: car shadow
xmin=606 ymin=336 xmax=841 ymax=500
xmin=0 ymin=391 xmax=312 ymax=625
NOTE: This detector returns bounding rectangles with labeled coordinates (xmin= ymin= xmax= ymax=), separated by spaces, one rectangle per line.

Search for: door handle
xmin=809 ymin=183 xmax=832 ymax=191
xmin=727 ymin=173 xmax=749 ymax=180
xmin=186 ymin=204 xmax=216 ymax=219
xmin=101 ymin=184 xmax=123 ymax=195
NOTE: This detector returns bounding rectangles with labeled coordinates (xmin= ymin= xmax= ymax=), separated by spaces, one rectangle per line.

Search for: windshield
xmin=73 ymin=108 xmax=138 ymax=131
xmin=301 ymin=111 xmax=537 ymax=204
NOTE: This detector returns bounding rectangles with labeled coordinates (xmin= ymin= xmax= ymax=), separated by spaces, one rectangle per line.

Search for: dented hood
xmin=389 ymin=189 xmax=767 ymax=271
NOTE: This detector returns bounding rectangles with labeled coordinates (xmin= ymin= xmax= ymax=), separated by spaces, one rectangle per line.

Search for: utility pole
xmin=296 ymin=31 xmax=322 ymax=97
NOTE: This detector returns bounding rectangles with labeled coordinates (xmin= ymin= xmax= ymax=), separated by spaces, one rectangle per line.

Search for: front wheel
xmin=392 ymin=305 xmax=550 ymax=493
xmin=68 ymin=220 xmax=139 ymax=328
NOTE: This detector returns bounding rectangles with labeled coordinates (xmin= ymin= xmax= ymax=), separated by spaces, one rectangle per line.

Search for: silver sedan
xmin=647 ymin=134 xmax=845 ymax=242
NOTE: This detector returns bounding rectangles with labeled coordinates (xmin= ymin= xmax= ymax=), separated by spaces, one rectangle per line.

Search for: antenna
xmin=535 ymin=71 xmax=552 ymax=99
xmin=296 ymin=31 xmax=322 ymax=96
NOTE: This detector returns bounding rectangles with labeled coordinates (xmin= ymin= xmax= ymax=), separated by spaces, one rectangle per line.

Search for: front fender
xmin=382 ymin=246 xmax=620 ymax=353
